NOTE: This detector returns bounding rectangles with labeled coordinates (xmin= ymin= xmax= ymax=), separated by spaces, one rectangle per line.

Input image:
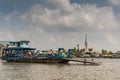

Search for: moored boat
xmin=1 ymin=40 xmax=71 ymax=63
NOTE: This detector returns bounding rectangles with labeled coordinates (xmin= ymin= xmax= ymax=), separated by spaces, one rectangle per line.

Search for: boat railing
xmin=2 ymin=50 xmax=73 ymax=61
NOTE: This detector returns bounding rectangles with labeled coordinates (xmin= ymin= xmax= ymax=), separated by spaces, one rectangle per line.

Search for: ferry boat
xmin=1 ymin=40 xmax=71 ymax=63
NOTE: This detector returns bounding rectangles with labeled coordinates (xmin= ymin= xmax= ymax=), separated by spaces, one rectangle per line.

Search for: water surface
xmin=0 ymin=58 xmax=120 ymax=80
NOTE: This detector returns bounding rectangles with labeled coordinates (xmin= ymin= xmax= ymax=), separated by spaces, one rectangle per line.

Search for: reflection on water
xmin=0 ymin=59 xmax=120 ymax=80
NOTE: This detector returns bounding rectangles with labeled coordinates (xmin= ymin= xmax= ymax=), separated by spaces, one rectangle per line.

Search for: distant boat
xmin=1 ymin=40 xmax=71 ymax=63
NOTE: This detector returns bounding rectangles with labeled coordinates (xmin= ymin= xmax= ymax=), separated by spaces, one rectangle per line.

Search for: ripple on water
xmin=0 ymin=59 xmax=120 ymax=80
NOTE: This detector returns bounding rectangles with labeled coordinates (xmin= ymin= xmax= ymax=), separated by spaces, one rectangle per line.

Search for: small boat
xmin=1 ymin=40 xmax=71 ymax=63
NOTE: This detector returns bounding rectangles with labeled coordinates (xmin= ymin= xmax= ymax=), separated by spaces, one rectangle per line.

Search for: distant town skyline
xmin=0 ymin=0 xmax=120 ymax=52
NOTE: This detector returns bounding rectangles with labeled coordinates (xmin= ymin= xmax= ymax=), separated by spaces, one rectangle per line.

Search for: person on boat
xmin=11 ymin=50 xmax=15 ymax=57
xmin=49 ymin=49 xmax=54 ymax=57
xmin=8 ymin=50 xmax=12 ymax=57
xmin=60 ymin=50 xmax=67 ymax=58
xmin=2 ymin=50 xmax=6 ymax=57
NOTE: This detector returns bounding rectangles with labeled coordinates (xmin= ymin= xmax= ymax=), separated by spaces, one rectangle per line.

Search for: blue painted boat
xmin=1 ymin=40 xmax=72 ymax=63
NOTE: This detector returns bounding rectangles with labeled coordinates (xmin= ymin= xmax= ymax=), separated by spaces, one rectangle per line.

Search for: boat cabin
xmin=1 ymin=41 xmax=72 ymax=63
xmin=1 ymin=40 xmax=36 ymax=60
xmin=9 ymin=40 xmax=30 ymax=48
xmin=2 ymin=47 xmax=36 ymax=60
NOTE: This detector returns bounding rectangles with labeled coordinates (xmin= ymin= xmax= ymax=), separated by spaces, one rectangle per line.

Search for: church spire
xmin=85 ymin=33 xmax=88 ymax=52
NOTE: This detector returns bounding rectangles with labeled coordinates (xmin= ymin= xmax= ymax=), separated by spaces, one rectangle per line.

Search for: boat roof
xmin=9 ymin=40 xmax=30 ymax=43
xmin=3 ymin=47 xmax=36 ymax=50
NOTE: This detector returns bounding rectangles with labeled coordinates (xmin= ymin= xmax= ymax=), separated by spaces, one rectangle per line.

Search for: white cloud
xmin=0 ymin=31 xmax=15 ymax=41
xmin=1 ymin=0 xmax=120 ymax=51
xmin=106 ymin=33 xmax=118 ymax=44
xmin=44 ymin=0 xmax=73 ymax=13
xmin=19 ymin=0 xmax=120 ymax=51
xmin=21 ymin=1 xmax=119 ymax=33
xmin=108 ymin=0 xmax=120 ymax=6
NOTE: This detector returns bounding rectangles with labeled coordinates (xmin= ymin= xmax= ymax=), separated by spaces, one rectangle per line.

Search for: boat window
xmin=21 ymin=42 xmax=23 ymax=45
xmin=13 ymin=42 xmax=15 ymax=45
xmin=26 ymin=42 xmax=28 ymax=45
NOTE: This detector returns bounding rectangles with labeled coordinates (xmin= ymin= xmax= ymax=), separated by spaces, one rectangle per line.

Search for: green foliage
xmin=101 ymin=49 xmax=113 ymax=55
xmin=74 ymin=52 xmax=81 ymax=57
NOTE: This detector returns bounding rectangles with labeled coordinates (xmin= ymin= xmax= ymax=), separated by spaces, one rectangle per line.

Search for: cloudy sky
xmin=0 ymin=0 xmax=120 ymax=52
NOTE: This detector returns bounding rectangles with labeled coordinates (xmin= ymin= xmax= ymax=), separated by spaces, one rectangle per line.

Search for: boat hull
xmin=6 ymin=58 xmax=69 ymax=63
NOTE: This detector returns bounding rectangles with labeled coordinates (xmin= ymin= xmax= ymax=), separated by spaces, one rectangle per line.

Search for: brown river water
xmin=0 ymin=58 xmax=120 ymax=80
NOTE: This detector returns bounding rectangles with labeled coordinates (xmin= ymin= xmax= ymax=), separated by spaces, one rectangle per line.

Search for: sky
xmin=0 ymin=0 xmax=120 ymax=52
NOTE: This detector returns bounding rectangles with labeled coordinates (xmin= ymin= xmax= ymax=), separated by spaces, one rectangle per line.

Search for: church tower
xmin=85 ymin=33 xmax=88 ymax=53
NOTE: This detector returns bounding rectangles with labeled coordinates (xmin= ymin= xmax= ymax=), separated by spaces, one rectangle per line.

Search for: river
xmin=0 ymin=58 xmax=120 ymax=80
